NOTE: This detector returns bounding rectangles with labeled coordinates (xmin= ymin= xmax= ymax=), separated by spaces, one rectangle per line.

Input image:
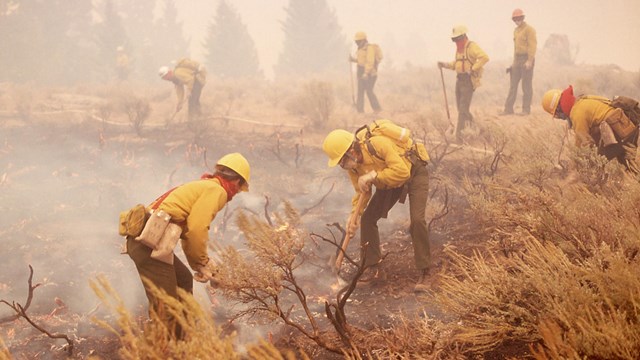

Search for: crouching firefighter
xmin=118 ymin=152 xmax=250 ymax=338
xmin=322 ymin=120 xmax=432 ymax=293
xmin=542 ymin=86 xmax=640 ymax=175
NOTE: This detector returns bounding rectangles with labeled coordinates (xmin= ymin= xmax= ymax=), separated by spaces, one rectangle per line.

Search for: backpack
xmin=610 ymin=95 xmax=640 ymax=126
xmin=355 ymin=119 xmax=430 ymax=162
xmin=370 ymin=44 xmax=383 ymax=67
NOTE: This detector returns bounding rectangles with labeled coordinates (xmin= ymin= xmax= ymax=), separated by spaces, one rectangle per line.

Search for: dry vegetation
xmin=1 ymin=59 xmax=640 ymax=359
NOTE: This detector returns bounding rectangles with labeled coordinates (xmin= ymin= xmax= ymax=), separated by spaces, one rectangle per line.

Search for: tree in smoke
xmin=151 ymin=0 xmax=190 ymax=69
xmin=94 ymin=0 xmax=130 ymax=81
xmin=275 ymin=0 xmax=349 ymax=78
xmin=0 ymin=0 xmax=95 ymax=85
xmin=203 ymin=0 xmax=261 ymax=79
xmin=119 ymin=0 xmax=188 ymax=83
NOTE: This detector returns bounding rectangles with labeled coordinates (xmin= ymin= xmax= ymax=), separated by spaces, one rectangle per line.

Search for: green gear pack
xmin=118 ymin=204 xmax=148 ymax=237
xmin=610 ymin=95 xmax=640 ymax=126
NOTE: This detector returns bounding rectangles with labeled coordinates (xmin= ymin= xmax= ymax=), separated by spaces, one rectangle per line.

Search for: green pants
xmin=455 ymin=73 xmax=475 ymax=141
xmin=127 ymin=238 xmax=193 ymax=337
xmin=360 ymin=163 xmax=430 ymax=270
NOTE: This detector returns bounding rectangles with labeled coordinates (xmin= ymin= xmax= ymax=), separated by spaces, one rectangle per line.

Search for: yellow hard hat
xmin=216 ymin=152 xmax=251 ymax=191
xmin=323 ymin=129 xmax=355 ymax=167
xmin=451 ymin=25 xmax=468 ymax=39
xmin=354 ymin=31 xmax=367 ymax=41
xmin=542 ymin=89 xmax=562 ymax=116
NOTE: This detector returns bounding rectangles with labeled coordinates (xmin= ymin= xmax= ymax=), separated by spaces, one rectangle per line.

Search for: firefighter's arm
xmin=364 ymin=46 xmax=376 ymax=76
xmin=175 ymin=84 xmax=185 ymax=111
xmin=470 ymin=43 xmax=489 ymax=72
xmin=182 ymin=189 xmax=226 ymax=270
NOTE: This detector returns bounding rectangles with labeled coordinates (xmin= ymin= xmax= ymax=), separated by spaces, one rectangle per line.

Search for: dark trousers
xmin=127 ymin=238 xmax=193 ymax=337
xmin=356 ymin=70 xmax=381 ymax=113
xmin=360 ymin=163 xmax=430 ymax=270
xmin=504 ymin=60 xmax=534 ymax=114
xmin=600 ymin=130 xmax=640 ymax=175
xmin=455 ymin=74 xmax=475 ymax=140
xmin=188 ymin=81 xmax=204 ymax=119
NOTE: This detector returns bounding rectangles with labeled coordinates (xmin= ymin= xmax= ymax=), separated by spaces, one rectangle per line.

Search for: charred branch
xmin=0 ymin=265 xmax=73 ymax=355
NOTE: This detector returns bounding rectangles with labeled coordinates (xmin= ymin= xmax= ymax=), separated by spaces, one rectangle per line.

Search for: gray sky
xmin=175 ymin=0 xmax=640 ymax=78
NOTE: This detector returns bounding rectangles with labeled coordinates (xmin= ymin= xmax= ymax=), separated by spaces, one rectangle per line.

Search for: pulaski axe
xmin=331 ymin=191 xmax=370 ymax=275
xmin=439 ymin=66 xmax=455 ymax=136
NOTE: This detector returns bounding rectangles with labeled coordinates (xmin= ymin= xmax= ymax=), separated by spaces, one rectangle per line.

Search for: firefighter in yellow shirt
xmin=159 ymin=58 xmax=207 ymax=119
xmin=350 ymin=31 xmax=382 ymax=113
xmin=542 ymin=86 xmax=639 ymax=174
xmin=501 ymin=9 xmax=537 ymax=116
xmin=115 ymin=46 xmax=130 ymax=81
xmin=438 ymin=25 xmax=489 ymax=142
xmin=322 ymin=124 xmax=431 ymax=292
xmin=126 ymin=153 xmax=250 ymax=338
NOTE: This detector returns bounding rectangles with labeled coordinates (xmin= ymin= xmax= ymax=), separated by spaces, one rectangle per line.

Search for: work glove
xmin=506 ymin=66 xmax=512 ymax=74
xmin=194 ymin=260 xmax=219 ymax=285
xmin=358 ymin=171 xmax=377 ymax=192
xmin=437 ymin=61 xmax=446 ymax=69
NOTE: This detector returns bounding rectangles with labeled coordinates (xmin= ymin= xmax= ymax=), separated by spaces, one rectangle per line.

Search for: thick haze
xmin=176 ymin=0 xmax=640 ymax=78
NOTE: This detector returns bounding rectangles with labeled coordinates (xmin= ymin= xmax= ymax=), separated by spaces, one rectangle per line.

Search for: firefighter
xmin=438 ymin=25 xmax=489 ymax=142
xmin=500 ymin=8 xmax=537 ymax=116
xmin=126 ymin=152 xmax=250 ymax=338
xmin=542 ymin=86 xmax=640 ymax=174
xmin=350 ymin=31 xmax=382 ymax=113
xmin=115 ymin=46 xmax=130 ymax=81
xmin=322 ymin=126 xmax=431 ymax=292
xmin=159 ymin=58 xmax=207 ymax=119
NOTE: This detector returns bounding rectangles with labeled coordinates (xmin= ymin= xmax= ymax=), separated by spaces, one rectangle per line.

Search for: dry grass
xmin=90 ymin=275 xmax=242 ymax=359
xmin=432 ymin=121 xmax=640 ymax=357
xmin=0 ymin=337 xmax=10 ymax=360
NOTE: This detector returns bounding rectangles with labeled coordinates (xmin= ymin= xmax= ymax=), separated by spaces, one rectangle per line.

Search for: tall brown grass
xmin=91 ymin=274 xmax=306 ymax=359
xmin=433 ymin=128 xmax=640 ymax=358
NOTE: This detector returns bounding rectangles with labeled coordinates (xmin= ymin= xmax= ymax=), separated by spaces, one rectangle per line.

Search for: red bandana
xmin=455 ymin=38 xmax=468 ymax=53
xmin=559 ymin=85 xmax=575 ymax=115
xmin=201 ymin=173 xmax=240 ymax=201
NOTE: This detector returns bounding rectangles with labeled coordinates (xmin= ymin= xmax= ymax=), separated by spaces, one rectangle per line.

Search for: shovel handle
xmin=439 ymin=66 xmax=451 ymax=121
xmin=334 ymin=192 xmax=369 ymax=273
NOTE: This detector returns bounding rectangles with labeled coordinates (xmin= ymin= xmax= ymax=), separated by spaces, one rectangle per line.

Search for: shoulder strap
xmin=579 ymin=95 xmax=612 ymax=106
xmin=150 ymin=186 xmax=178 ymax=210
xmin=364 ymin=139 xmax=383 ymax=161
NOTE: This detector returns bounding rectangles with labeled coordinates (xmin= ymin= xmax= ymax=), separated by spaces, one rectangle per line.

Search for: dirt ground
xmin=0 ymin=94 xmax=536 ymax=359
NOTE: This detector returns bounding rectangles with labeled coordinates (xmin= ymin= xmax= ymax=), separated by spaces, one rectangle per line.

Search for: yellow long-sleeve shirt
xmin=172 ymin=58 xmax=207 ymax=104
xmin=513 ymin=22 xmax=537 ymax=63
xmin=442 ymin=40 xmax=489 ymax=89
xmin=150 ymin=178 xmax=227 ymax=270
xmin=347 ymin=135 xmax=412 ymax=214
xmin=354 ymin=43 xmax=382 ymax=77
xmin=569 ymin=96 xmax=615 ymax=147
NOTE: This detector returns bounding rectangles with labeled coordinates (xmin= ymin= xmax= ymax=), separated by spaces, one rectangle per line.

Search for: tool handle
xmin=334 ymin=193 xmax=369 ymax=273
xmin=439 ymin=67 xmax=451 ymax=120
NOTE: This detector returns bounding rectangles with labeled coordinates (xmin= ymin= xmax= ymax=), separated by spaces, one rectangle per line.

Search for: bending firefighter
xmin=120 ymin=152 xmax=250 ymax=338
xmin=542 ymin=86 xmax=640 ymax=175
xmin=438 ymin=25 xmax=489 ymax=142
xmin=350 ymin=31 xmax=383 ymax=113
xmin=322 ymin=120 xmax=431 ymax=292
xmin=159 ymin=58 xmax=207 ymax=120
